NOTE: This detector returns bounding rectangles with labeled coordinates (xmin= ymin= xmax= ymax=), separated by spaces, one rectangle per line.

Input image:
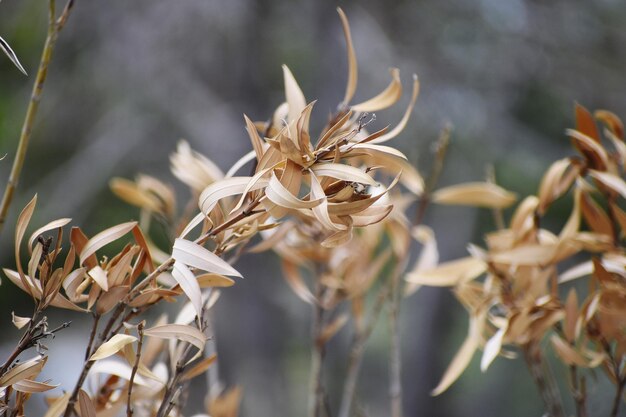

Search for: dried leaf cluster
xmin=0 ymin=7 xmax=434 ymax=417
xmin=411 ymin=105 xmax=626 ymax=417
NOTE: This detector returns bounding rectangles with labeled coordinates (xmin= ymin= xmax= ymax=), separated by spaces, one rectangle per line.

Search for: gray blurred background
xmin=1 ymin=0 xmax=625 ymax=416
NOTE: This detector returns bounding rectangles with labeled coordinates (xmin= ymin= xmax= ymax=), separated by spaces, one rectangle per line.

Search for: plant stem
xmin=610 ymin=378 xmax=625 ymax=417
xmin=523 ymin=344 xmax=565 ymax=417
xmin=126 ymin=322 xmax=144 ymax=417
xmin=339 ymin=282 xmax=390 ymax=417
xmin=569 ymin=365 xmax=587 ymax=417
xmin=0 ymin=0 xmax=73 ymax=237
xmin=309 ymin=281 xmax=327 ymax=417
xmin=0 ymin=309 xmax=41 ymax=377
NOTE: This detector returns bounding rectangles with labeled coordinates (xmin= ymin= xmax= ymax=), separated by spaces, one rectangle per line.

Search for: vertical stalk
xmin=308 ymin=279 xmax=327 ymax=417
xmin=0 ymin=0 xmax=74 ymax=236
xmin=523 ymin=343 xmax=565 ymax=417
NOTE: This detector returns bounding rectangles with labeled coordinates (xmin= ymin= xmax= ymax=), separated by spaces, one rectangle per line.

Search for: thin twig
xmin=339 ymin=279 xmax=391 ymax=417
xmin=126 ymin=322 xmax=144 ymax=417
xmin=0 ymin=0 xmax=73 ymax=237
xmin=568 ymin=365 xmax=587 ymax=417
xmin=523 ymin=343 xmax=565 ymax=417
xmin=610 ymin=378 xmax=625 ymax=417
xmin=309 ymin=279 xmax=327 ymax=417
xmin=84 ymin=314 xmax=100 ymax=361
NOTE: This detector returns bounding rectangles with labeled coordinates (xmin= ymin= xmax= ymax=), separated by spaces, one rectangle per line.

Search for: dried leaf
xmin=172 ymin=260 xmax=203 ymax=319
xmin=406 ymin=257 xmax=486 ymax=287
xmin=480 ymin=328 xmax=505 ymax=372
xmin=172 ymin=238 xmax=242 ymax=277
xmin=88 ymin=266 xmax=108 ymax=291
xmin=431 ymin=320 xmax=479 ymax=395
xmin=0 ymin=36 xmax=27 ymax=75
xmin=27 ymin=218 xmax=72 ymax=254
xmin=265 ymin=172 xmax=322 ymax=209
xmin=198 ymin=176 xmax=269 ymax=215
xmin=11 ymin=312 xmax=31 ymax=329
xmin=405 ymin=226 xmax=438 ymax=297
xmin=550 ymin=335 xmax=589 ymax=367
xmin=595 ymin=109 xmax=624 ymax=140
xmin=0 ymin=356 xmax=46 ymax=387
xmin=143 ymin=323 xmax=206 ymax=352
xmin=318 ymin=314 xmax=349 ymax=345
xmin=12 ymin=379 xmax=58 ymax=393
xmin=282 ymin=260 xmax=316 ymax=304
xmin=282 ymin=64 xmax=306 ymax=125
xmin=564 ymin=289 xmax=578 ymax=342
xmin=575 ymin=103 xmax=600 ymax=142
xmin=15 ymin=195 xmax=37 ymax=297
xmin=370 ymin=74 xmax=419 ymax=144
xmin=89 ymin=334 xmax=138 ymax=361
xmin=337 ymin=7 xmax=357 ymax=105
xmin=78 ymin=389 xmax=96 ymax=417
xmin=43 ymin=392 xmax=70 ymax=417
xmin=580 ymin=192 xmax=613 ymax=237
xmin=79 ymin=222 xmax=137 ymax=265
xmin=196 ymin=273 xmax=235 ymax=288
xmin=181 ymin=354 xmax=217 ymax=381
xmin=433 ymin=182 xmax=517 ymax=209
xmin=110 ymin=178 xmax=162 ymax=212
xmin=311 ymin=163 xmax=377 ymax=186
xmin=588 ymin=170 xmax=626 ymax=200
xmin=209 ymin=386 xmax=242 ymax=417
xmin=352 ymin=68 xmax=402 ymax=112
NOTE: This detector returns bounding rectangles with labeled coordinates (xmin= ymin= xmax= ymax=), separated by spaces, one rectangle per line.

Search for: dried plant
xmin=0 ymin=6 xmax=441 ymax=417
xmin=411 ymin=105 xmax=626 ymax=417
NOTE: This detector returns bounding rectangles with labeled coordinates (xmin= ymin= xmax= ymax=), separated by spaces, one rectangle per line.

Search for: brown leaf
xmin=575 ymin=103 xmax=600 ymax=142
xmin=337 ymin=7 xmax=358 ymax=105
xmin=78 ymin=389 xmax=96 ymax=417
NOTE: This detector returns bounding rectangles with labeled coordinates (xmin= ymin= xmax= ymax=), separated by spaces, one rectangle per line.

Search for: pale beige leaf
xmin=559 ymin=261 xmax=592 ymax=284
xmin=244 ymin=115 xmax=265 ymax=162
xmin=588 ymin=170 xmax=626 ymax=199
xmin=349 ymin=143 xmax=408 ymax=160
xmin=311 ymin=163 xmax=377 ymax=186
xmin=143 ymin=324 xmax=206 ymax=352
xmin=480 ymin=327 xmax=505 ymax=372
xmin=567 ymin=128 xmax=609 ymax=169
xmin=43 ymin=392 xmax=70 ymax=417
xmin=78 ymin=389 xmax=96 ymax=417
xmin=89 ymin=359 xmax=149 ymax=386
xmin=433 ymin=182 xmax=517 ymax=209
xmin=79 ymin=222 xmax=137 ymax=265
xmin=198 ymin=176 xmax=269 ymax=215
xmin=89 ymin=334 xmax=138 ymax=361
xmin=0 ymin=356 xmax=46 ymax=387
xmin=265 ymin=172 xmax=322 ymax=209
xmin=172 ymin=260 xmax=203 ymax=319
xmin=550 ymin=335 xmax=589 ymax=367
xmin=15 ymin=195 xmax=37 ymax=297
xmin=431 ymin=322 xmax=478 ymax=395
xmin=406 ymin=257 xmax=486 ymax=287
xmin=370 ymin=74 xmax=419 ymax=144
xmin=88 ymin=266 xmax=108 ymax=291
xmin=27 ymin=218 xmax=72 ymax=254
xmin=282 ymin=64 xmax=306 ymax=125
xmin=337 ymin=7 xmax=358 ymax=104
xmin=282 ymin=260 xmax=316 ymax=305
xmin=405 ymin=226 xmax=438 ymax=297
xmin=11 ymin=311 xmax=31 ymax=329
xmin=309 ymin=172 xmax=346 ymax=232
xmin=170 ymin=140 xmax=224 ymax=191
xmin=12 ymin=378 xmax=58 ymax=393
xmin=172 ymin=238 xmax=242 ymax=277
xmin=225 ymin=150 xmax=257 ymax=178
xmin=352 ymin=68 xmax=402 ymax=112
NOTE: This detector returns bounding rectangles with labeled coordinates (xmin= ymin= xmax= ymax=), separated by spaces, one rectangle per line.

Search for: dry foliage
xmin=411 ymin=104 xmax=626 ymax=417
xmin=0 ymin=6 xmax=438 ymax=417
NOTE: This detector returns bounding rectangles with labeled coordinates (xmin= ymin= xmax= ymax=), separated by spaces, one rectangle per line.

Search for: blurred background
xmin=1 ymin=0 xmax=625 ymax=416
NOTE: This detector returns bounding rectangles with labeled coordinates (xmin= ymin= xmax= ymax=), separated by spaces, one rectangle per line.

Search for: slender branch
xmin=610 ymin=378 xmax=625 ymax=417
xmin=523 ymin=343 xmax=565 ymax=417
xmin=569 ymin=365 xmax=587 ymax=417
xmin=309 ymin=278 xmax=327 ymax=417
xmin=126 ymin=322 xmax=144 ymax=417
xmin=339 ymin=281 xmax=391 ymax=417
xmin=0 ymin=310 xmax=42 ymax=377
xmin=0 ymin=0 xmax=73 ymax=237
xmin=84 ymin=314 xmax=100 ymax=361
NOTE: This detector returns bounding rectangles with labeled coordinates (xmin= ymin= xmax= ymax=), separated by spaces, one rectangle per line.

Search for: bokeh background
xmin=1 ymin=0 xmax=625 ymax=416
